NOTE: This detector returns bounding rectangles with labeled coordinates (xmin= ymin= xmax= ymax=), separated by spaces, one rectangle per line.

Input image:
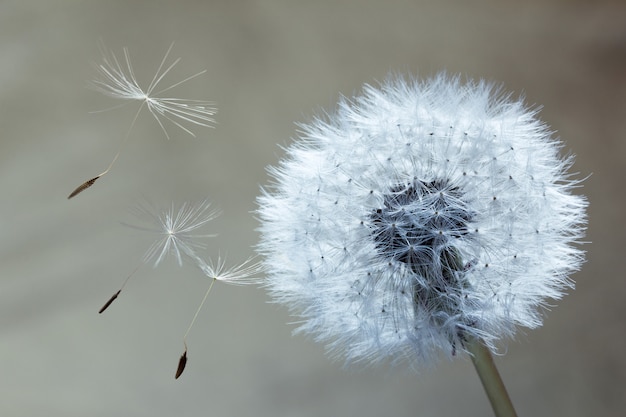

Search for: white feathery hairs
xmin=257 ymin=73 xmax=587 ymax=415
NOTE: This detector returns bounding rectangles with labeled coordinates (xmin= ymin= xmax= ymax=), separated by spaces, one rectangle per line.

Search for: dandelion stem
xmin=466 ymin=337 xmax=518 ymax=417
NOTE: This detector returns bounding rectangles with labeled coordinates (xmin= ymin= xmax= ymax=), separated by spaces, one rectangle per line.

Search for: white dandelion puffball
xmin=257 ymin=74 xmax=587 ymax=367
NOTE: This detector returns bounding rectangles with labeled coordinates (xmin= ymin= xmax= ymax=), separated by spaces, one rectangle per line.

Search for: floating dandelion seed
xmin=174 ymin=255 xmax=262 ymax=378
xmin=68 ymin=42 xmax=216 ymax=199
xmin=98 ymin=200 xmax=261 ymax=379
xmin=98 ymin=199 xmax=218 ymax=314
xmin=257 ymin=74 xmax=586 ymax=382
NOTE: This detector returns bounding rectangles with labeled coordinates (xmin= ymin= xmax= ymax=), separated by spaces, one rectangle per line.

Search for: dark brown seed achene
xmin=68 ymin=176 xmax=100 ymax=199
xmin=98 ymin=290 xmax=121 ymax=314
xmin=175 ymin=350 xmax=188 ymax=379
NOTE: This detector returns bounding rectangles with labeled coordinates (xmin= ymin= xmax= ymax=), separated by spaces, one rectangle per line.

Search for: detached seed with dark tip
xmin=68 ymin=176 xmax=100 ymax=199
xmin=98 ymin=290 xmax=121 ymax=314
xmin=175 ymin=350 xmax=188 ymax=379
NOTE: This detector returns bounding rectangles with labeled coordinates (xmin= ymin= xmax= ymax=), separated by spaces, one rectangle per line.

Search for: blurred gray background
xmin=1 ymin=1 xmax=624 ymax=416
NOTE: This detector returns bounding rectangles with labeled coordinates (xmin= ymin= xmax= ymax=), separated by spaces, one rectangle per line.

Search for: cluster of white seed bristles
xmin=89 ymin=42 xmax=216 ymax=139
xmin=124 ymin=199 xmax=219 ymax=267
xmin=257 ymin=74 xmax=587 ymax=367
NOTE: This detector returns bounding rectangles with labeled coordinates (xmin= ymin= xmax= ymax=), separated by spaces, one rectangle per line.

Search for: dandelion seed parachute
xmin=125 ymin=199 xmax=220 ymax=268
xmin=257 ymin=73 xmax=587 ymax=367
xmin=90 ymin=42 xmax=217 ymax=139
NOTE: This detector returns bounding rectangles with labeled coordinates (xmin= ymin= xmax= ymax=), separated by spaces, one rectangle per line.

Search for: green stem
xmin=466 ymin=338 xmax=518 ymax=417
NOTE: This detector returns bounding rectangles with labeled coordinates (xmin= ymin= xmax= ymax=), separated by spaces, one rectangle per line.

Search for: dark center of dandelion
xmin=370 ymin=178 xmax=474 ymax=316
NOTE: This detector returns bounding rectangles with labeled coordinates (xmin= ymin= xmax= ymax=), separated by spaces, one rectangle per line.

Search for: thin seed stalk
xmin=466 ymin=337 xmax=518 ymax=417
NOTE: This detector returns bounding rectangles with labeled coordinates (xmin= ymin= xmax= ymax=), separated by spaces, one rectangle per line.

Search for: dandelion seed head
xmin=257 ymin=74 xmax=587 ymax=367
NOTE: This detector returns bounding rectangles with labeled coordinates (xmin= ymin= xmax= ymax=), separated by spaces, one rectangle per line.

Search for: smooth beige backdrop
xmin=1 ymin=1 xmax=624 ymax=416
